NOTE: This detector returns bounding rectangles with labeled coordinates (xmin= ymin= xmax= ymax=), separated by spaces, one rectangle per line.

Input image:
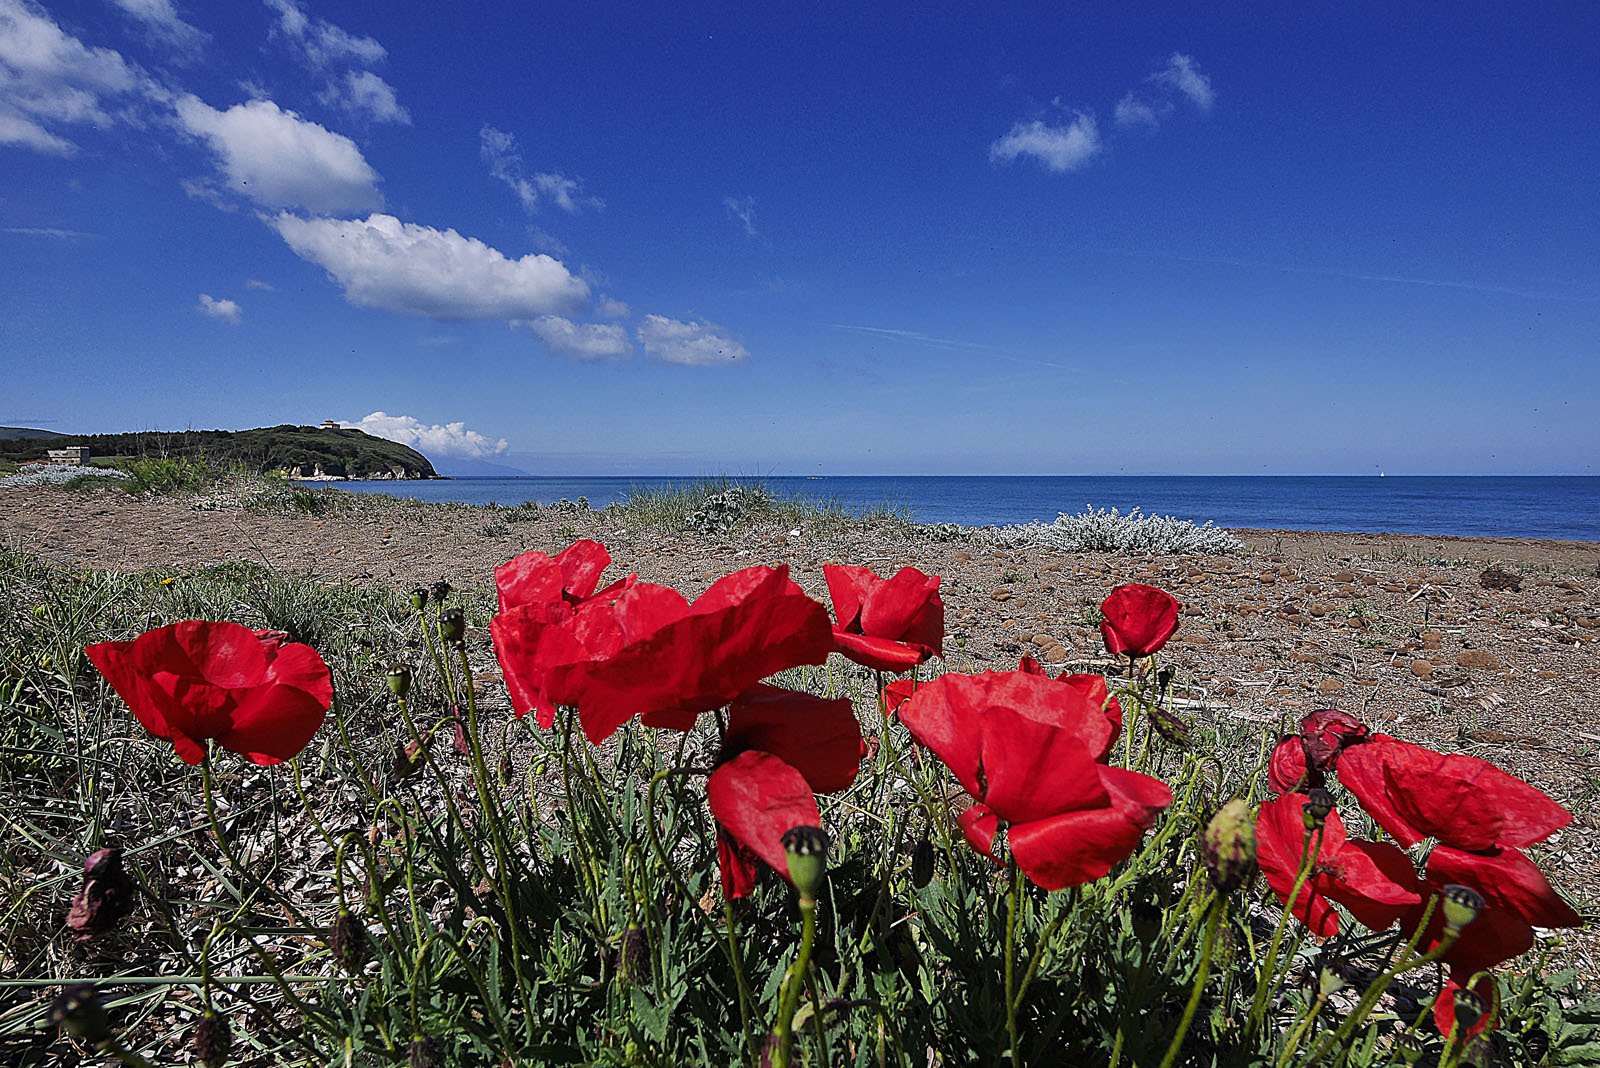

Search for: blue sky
xmin=2 ymin=2 xmax=1596 ymax=475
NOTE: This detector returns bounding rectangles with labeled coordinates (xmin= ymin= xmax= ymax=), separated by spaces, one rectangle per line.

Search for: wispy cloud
xmin=1152 ymin=53 xmax=1214 ymax=111
xmin=723 ymin=195 xmax=757 ymax=237
xmin=319 ymin=70 xmax=410 ymax=125
xmin=263 ymin=0 xmax=406 ymax=124
xmin=1116 ymin=54 xmax=1213 ymax=131
xmin=480 ymin=125 xmax=599 ymax=214
xmin=197 ymin=293 xmax=242 ymax=323
xmin=829 ymin=323 xmax=1074 ymax=370
xmin=108 ymin=0 xmax=208 ymax=59
xmin=989 ymin=112 xmax=1102 ymax=173
xmin=0 ymin=226 xmax=93 ymax=238
xmin=517 ymin=315 xmax=632 ymax=360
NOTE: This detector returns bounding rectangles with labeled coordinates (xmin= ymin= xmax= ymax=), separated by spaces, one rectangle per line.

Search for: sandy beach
xmin=8 ymin=482 xmax=1599 ymax=966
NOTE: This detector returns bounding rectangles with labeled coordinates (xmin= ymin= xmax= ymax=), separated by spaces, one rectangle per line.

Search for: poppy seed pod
xmin=409 ymin=587 xmax=429 ymax=610
xmin=1303 ymin=788 xmax=1336 ymax=831
xmin=437 ymin=607 xmax=466 ymax=645
xmin=1440 ymin=883 xmax=1486 ymax=935
xmin=1201 ymin=799 xmax=1257 ymax=893
xmin=428 ymin=580 xmax=452 ymax=604
xmin=781 ymin=825 xmax=829 ymax=902
xmin=385 ymin=663 xmax=412 ymax=698
xmin=1452 ymin=987 xmax=1488 ymax=1032
xmin=51 ymin=984 xmax=111 ymax=1045
xmin=910 ymin=837 xmax=936 ymax=889
xmin=192 ymin=1011 xmax=232 ymax=1068
xmin=329 ymin=910 xmax=368 ymax=974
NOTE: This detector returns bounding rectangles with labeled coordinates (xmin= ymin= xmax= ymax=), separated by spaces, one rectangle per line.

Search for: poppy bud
xmin=329 ymin=910 xmax=368 ymax=974
xmin=437 ymin=607 xmax=466 ymax=645
xmin=192 ymin=1011 xmax=232 ymax=1068
xmin=385 ymin=663 xmax=413 ymax=698
xmin=409 ymin=587 xmax=429 ymax=610
xmin=65 ymin=847 xmax=136 ymax=939
xmin=617 ymin=923 xmax=650 ymax=985
xmin=51 ymin=984 xmax=111 ymax=1045
xmin=1201 ymin=800 xmax=1257 ymax=893
xmin=1130 ymin=900 xmax=1162 ymax=944
xmin=428 ymin=580 xmax=452 ymax=604
xmin=1452 ymin=987 xmax=1488 ymax=1032
xmin=1318 ymin=967 xmax=1347 ymax=996
xmin=1303 ymin=788 xmax=1335 ymax=831
xmin=498 ymin=751 xmax=513 ymax=783
xmin=409 ymin=1035 xmax=444 ymax=1068
xmin=781 ymin=825 xmax=829 ymax=903
xmin=910 ymin=837 xmax=936 ymax=889
xmin=1440 ymin=884 xmax=1485 ymax=936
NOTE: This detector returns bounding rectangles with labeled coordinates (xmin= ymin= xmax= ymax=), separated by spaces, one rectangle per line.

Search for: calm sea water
xmin=328 ymin=475 xmax=1600 ymax=541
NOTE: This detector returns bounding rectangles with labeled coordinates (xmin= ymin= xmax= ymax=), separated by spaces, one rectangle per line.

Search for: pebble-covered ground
xmin=8 ymin=481 xmax=1600 ymax=970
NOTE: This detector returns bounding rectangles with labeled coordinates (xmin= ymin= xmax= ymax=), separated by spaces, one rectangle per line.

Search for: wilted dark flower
xmin=51 ymin=984 xmax=111 ymax=1044
xmin=329 ymin=911 xmax=368 ymax=974
xmin=617 ymin=923 xmax=651 ymax=985
xmin=428 ymin=580 xmax=453 ymax=604
xmin=910 ymin=837 xmax=936 ymax=889
xmin=389 ymin=739 xmax=426 ymax=782
xmin=192 ymin=1011 xmax=232 ymax=1068
xmin=66 ymin=847 xmax=135 ymax=939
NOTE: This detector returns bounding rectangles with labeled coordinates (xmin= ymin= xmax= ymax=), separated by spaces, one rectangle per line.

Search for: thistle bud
xmin=617 ymin=923 xmax=651 ymax=985
xmin=1201 ymin=799 xmax=1257 ymax=893
xmin=329 ymin=910 xmax=368 ymax=974
xmin=428 ymin=580 xmax=453 ymax=604
xmin=409 ymin=587 xmax=429 ymax=610
xmin=437 ymin=607 xmax=466 ymax=645
xmin=51 ymin=984 xmax=111 ymax=1045
xmin=781 ymin=825 xmax=829 ymax=903
xmin=192 ymin=1011 xmax=232 ymax=1068
xmin=385 ymin=663 xmax=413 ymax=698
xmin=1303 ymin=788 xmax=1335 ymax=831
xmin=410 ymin=1035 xmax=444 ymax=1068
xmin=910 ymin=837 xmax=936 ymax=889
xmin=1440 ymin=884 xmax=1485 ymax=936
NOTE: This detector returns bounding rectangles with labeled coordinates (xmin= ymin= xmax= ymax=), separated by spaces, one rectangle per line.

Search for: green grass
xmin=611 ymin=476 xmax=915 ymax=536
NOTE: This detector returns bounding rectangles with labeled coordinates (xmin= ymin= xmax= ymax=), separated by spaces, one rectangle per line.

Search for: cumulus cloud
xmin=343 ymin=411 xmax=507 ymax=459
xmin=989 ymin=112 xmax=1103 ymax=173
xmin=270 ymin=212 xmax=589 ymax=320
xmin=109 ymin=0 xmax=208 ymax=57
xmin=0 ymin=0 xmax=148 ymax=154
xmin=518 ymin=315 xmax=631 ymax=360
xmin=723 ymin=195 xmax=757 ymax=237
xmin=319 ymin=69 xmax=408 ymax=124
xmin=263 ymin=0 xmax=384 ymax=70
xmin=636 ymin=315 xmax=749 ymax=366
xmin=175 ymin=95 xmax=382 ymax=213
xmin=479 ymin=124 xmax=599 ymax=214
xmin=196 ymin=292 xmax=241 ymax=323
xmin=1153 ymin=53 xmax=1213 ymax=111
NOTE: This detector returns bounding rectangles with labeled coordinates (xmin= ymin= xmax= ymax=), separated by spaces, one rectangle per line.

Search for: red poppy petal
xmin=261 ymin=639 xmax=334 ymax=709
xmin=1256 ymin=793 xmax=1348 ymax=937
xmin=1326 ymin=841 xmax=1424 ymax=932
xmin=1427 ymin=846 xmax=1582 ymax=930
xmin=858 ymin=567 xmax=943 ymax=657
xmin=725 ymin=685 xmax=862 ymax=794
xmin=1006 ymin=767 xmax=1170 ymax=891
xmin=1433 ymin=976 xmax=1498 ymax=1042
xmin=494 ymin=549 xmax=565 ymax=613
xmin=491 ymin=600 xmax=581 ymax=726
xmin=831 ymin=630 xmax=927 ymax=671
xmin=958 ymin=804 xmax=1001 ymax=864
xmin=706 ymin=752 xmax=821 ymax=892
xmin=220 ymin=683 xmax=329 ymax=764
xmin=823 ymin=564 xmax=873 ymax=633
xmin=87 ymin=638 xmax=174 ymax=742
xmin=1053 ymin=673 xmax=1123 ymax=760
xmin=171 ymin=733 xmax=207 ymax=765
xmin=552 ymin=539 xmax=612 ymax=600
xmin=1430 ymin=905 xmax=1535 ymax=981
xmin=716 ymin=830 xmax=761 ymax=900
xmin=1099 ymin=584 xmax=1180 ymax=658
xmin=1268 ymin=737 xmax=1313 ymax=795
xmin=170 ymin=620 xmax=271 ymax=689
xmin=881 ymin=678 xmax=917 ymax=717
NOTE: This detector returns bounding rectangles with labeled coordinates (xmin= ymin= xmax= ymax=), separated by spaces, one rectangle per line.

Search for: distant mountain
xmin=0 ymin=426 xmax=67 ymax=441
xmin=429 ymin=456 xmax=534 ymax=477
xmin=0 ymin=425 xmax=440 ymax=480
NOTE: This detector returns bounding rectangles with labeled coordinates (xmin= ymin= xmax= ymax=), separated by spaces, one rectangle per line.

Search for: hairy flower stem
xmin=1004 ymin=861 xmax=1025 ymax=1068
xmin=199 ymin=754 xmax=310 ymax=927
xmin=1247 ymin=823 xmax=1324 ymax=1038
xmin=1158 ymin=892 xmax=1225 ymax=1068
xmin=773 ymin=896 xmax=819 ymax=1068
xmin=725 ymin=902 xmax=758 ymax=1065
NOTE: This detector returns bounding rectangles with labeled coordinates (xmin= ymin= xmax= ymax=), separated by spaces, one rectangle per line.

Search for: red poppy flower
xmin=1267 ymin=736 xmax=1316 ymax=795
xmin=898 ymin=670 xmax=1168 ymax=890
xmin=1099 ymin=583 xmax=1181 ymax=659
xmin=824 ymin=564 xmax=944 ymax=671
xmin=881 ymin=677 xmax=918 ymax=717
xmin=1255 ymin=793 xmax=1423 ymax=938
xmin=705 ymin=686 xmax=862 ymax=898
xmin=1299 ymin=709 xmax=1368 ymax=771
xmin=494 ymin=539 xmax=632 ymax=613
xmin=1335 ymin=736 xmax=1572 ymax=852
xmin=1433 ymin=975 xmax=1497 ymax=1042
xmin=545 ymin=565 xmax=834 ymax=743
xmin=86 ymin=621 xmax=332 ymax=765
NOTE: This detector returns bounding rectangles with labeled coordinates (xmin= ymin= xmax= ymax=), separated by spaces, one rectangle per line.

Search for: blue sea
xmin=328 ymin=476 xmax=1600 ymax=541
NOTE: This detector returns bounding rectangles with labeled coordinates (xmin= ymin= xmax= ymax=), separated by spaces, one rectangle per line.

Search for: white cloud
xmin=0 ymin=0 xmax=147 ymax=154
xmin=636 ymin=315 xmax=749 ymax=366
xmin=479 ymin=124 xmax=599 ymax=214
xmin=319 ymin=69 xmax=408 ymax=124
xmin=109 ymin=0 xmax=208 ymax=57
xmin=595 ymin=295 xmax=629 ymax=319
xmin=1113 ymin=92 xmax=1165 ymax=130
xmin=343 ymin=411 xmax=507 ymax=459
xmin=519 ymin=315 xmax=631 ymax=360
xmin=989 ymin=112 xmax=1103 ymax=173
xmin=1152 ymin=53 xmax=1213 ymax=111
xmin=263 ymin=0 xmax=384 ymax=70
xmin=244 ymin=277 xmax=275 ymax=290
xmin=270 ymin=212 xmax=589 ymax=319
xmin=175 ymin=95 xmax=382 ymax=213
xmin=196 ymin=292 xmax=241 ymax=323
xmin=0 ymin=224 xmax=91 ymax=237
xmin=723 ymin=194 xmax=757 ymax=237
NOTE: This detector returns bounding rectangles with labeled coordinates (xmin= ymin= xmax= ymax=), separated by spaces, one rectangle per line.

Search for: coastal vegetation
xmin=3 ymin=522 xmax=1593 ymax=1067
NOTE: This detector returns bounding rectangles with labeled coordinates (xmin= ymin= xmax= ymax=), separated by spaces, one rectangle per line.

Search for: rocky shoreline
xmin=6 ymin=482 xmax=1599 ymax=970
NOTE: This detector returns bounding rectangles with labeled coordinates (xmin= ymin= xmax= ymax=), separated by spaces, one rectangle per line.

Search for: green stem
xmin=199 ymin=754 xmax=310 ymax=927
xmin=1275 ymin=992 xmax=1329 ymax=1068
xmin=1247 ymin=823 xmax=1324 ymax=1037
xmin=1158 ymin=893 xmax=1224 ymax=1068
xmin=773 ymin=898 xmax=819 ymax=1068
xmin=726 ymin=902 xmax=758 ymax=1065
xmin=1004 ymin=861 xmax=1024 ymax=1068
